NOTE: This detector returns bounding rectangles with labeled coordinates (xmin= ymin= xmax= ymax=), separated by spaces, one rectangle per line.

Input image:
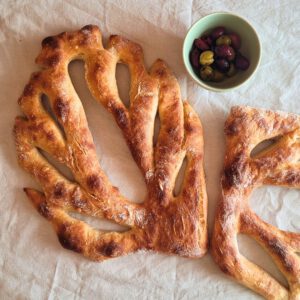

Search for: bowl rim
xmin=182 ymin=11 xmax=261 ymax=92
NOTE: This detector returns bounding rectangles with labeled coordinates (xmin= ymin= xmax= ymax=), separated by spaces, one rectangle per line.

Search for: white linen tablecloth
xmin=0 ymin=0 xmax=299 ymax=299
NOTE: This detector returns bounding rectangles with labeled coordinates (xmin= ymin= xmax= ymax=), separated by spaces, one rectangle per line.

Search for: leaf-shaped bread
xmin=14 ymin=25 xmax=208 ymax=261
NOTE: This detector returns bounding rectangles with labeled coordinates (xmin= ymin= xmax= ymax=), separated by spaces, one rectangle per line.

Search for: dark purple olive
xmin=202 ymin=34 xmax=213 ymax=47
xmin=190 ymin=48 xmax=200 ymax=69
xmin=215 ymin=45 xmax=235 ymax=60
xmin=226 ymin=63 xmax=237 ymax=77
xmin=227 ymin=47 xmax=236 ymax=61
xmin=194 ymin=38 xmax=210 ymax=51
xmin=215 ymin=58 xmax=230 ymax=73
xmin=229 ymin=32 xmax=241 ymax=49
xmin=211 ymin=26 xmax=226 ymax=40
xmin=235 ymin=54 xmax=250 ymax=70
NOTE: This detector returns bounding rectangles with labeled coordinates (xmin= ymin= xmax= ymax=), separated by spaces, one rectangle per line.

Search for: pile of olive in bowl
xmin=190 ymin=26 xmax=250 ymax=82
xmin=183 ymin=12 xmax=261 ymax=91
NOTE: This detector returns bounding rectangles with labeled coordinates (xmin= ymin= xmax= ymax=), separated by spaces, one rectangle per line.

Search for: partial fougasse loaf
xmin=212 ymin=106 xmax=300 ymax=300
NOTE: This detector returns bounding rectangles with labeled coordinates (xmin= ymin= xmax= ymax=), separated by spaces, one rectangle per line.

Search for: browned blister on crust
xmin=14 ymin=25 xmax=208 ymax=261
xmin=212 ymin=106 xmax=300 ymax=300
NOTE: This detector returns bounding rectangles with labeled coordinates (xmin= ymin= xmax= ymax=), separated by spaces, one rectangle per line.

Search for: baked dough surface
xmin=212 ymin=106 xmax=300 ymax=300
xmin=14 ymin=25 xmax=208 ymax=261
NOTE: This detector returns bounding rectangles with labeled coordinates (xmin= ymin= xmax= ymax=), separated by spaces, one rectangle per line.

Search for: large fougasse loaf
xmin=212 ymin=106 xmax=300 ymax=300
xmin=14 ymin=25 xmax=208 ymax=261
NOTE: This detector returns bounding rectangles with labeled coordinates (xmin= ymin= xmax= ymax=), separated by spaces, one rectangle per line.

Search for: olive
xmin=227 ymin=47 xmax=236 ymax=61
xmin=235 ymin=54 xmax=250 ymax=70
xmin=202 ymin=35 xmax=213 ymax=47
xmin=211 ymin=26 xmax=226 ymax=40
xmin=229 ymin=32 xmax=241 ymax=49
xmin=215 ymin=45 xmax=235 ymax=60
xmin=194 ymin=38 xmax=209 ymax=51
xmin=215 ymin=58 xmax=230 ymax=73
xmin=190 ymin=48 xmax=200 ymax=69
xmin=216 ymin=35 xmax=231 ymax=46
xmin=212 ymin=70 xmax=225 ymax=82
xmin=226 ymin=63 xmax=237 ymax=77
xmin=199 ymin=66 xmax=214 ymax=81
xmin=199 ymin=50 xmax=214 ymax=65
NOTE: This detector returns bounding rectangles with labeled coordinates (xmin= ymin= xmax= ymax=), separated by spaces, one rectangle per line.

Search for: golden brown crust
xmin=212 ymin=106 xmax=300 ymax=300
xmin=14 ymin=25 xmax=208 ymax=261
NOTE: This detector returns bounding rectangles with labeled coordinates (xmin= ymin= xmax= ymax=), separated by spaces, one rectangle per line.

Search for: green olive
xmin=227 ymin=63 xmax=237 ymax=77
xmin=212 ymin=70 xmax=225 ymax=82
xmin=199 ymin=50 xmax=214 ymax=65
xmin=199 ymin=66 xmax=214 ymax=81
xmin=216 ymin=35 xmax=231 ymax=46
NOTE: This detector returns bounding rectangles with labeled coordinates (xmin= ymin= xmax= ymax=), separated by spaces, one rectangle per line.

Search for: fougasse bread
xmin=14 ymin=25 xmax=208 ymax=261
xmin=212 ymin=106 xmax=300 ymax=300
